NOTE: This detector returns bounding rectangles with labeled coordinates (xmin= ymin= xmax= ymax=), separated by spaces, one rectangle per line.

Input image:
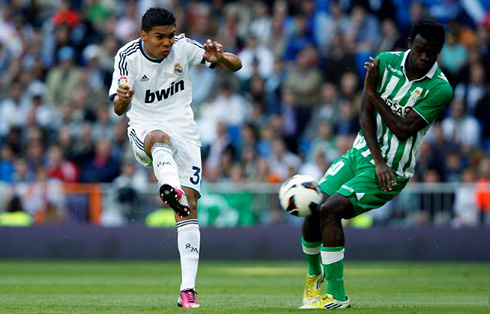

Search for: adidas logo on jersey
xmin=140 ymin=75 xmax=150 ymax=81
xmin=145 ymin=80 xmax=185 ymax=103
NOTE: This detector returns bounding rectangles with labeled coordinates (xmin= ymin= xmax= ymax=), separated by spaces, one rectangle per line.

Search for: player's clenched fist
xmin=117 ymin=84 xmax=134 ymax=101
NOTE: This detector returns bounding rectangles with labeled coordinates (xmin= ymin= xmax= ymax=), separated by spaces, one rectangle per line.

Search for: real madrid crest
xmin=174 ymin=62 xmax=183 ymax=75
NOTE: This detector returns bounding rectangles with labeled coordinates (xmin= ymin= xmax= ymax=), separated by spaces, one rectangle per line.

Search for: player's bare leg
xmin=176 ymin=187 xmax=200 ymax=308
xmin=300 ymin=194 xmax=354 ymax=309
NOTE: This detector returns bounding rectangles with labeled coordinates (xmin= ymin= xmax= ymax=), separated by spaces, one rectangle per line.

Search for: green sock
xmin=301 ymin=237 xmax=322 ymax=275
xmin=321 ymin=246 xmax=346 ymax=301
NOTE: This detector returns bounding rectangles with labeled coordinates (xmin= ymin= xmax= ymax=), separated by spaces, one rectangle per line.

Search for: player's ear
xmin=141 ymin=30 xmax=147 ymax=42
xmin=407 ymin=37 xmax=412 ymax=49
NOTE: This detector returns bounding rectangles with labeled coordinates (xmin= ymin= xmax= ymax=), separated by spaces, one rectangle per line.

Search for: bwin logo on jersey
xmin=174 ymin=62 xmax=183 ymax=75
xmin=145 ymin=80 xmax=185 ymax=103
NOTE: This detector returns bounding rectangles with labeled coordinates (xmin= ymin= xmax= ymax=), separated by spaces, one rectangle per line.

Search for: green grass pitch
xmin=0 ymin=260 xmax=489 ymax=313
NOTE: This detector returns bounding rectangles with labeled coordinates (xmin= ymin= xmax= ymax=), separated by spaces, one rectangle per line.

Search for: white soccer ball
xmin=279 ymin=174 xmax=323 ymax=217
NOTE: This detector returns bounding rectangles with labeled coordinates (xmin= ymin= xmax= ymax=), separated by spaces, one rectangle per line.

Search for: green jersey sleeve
xmin=412 ymin=82 xmax=453 ymax=125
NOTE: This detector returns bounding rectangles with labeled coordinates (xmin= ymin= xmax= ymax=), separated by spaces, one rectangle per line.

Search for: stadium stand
xmin=0 ymin=0 xmax=490 ymax=228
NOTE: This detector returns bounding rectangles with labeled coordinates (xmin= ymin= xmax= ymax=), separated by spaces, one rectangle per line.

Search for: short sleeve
xmin=184 ymin=37 xmax=216 ymax=69
xmin=108 ymin=46 xmax=135 ymax=101
xmin=412 ymin=83 xmax=453 ymax=124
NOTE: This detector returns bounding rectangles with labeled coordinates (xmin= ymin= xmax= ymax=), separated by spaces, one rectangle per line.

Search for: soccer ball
xmin=279 ymin=174 xmax=323 ymax=217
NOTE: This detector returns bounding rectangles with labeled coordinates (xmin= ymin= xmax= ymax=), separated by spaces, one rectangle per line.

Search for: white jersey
xmin=109 ymin=34 xmax=216 ymax=145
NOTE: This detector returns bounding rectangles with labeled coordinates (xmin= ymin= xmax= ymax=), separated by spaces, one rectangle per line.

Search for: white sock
xmin=151 ymin=143 xmax=181 ymax=189
xmin=177 ymin=219 xmax=200 ymax=291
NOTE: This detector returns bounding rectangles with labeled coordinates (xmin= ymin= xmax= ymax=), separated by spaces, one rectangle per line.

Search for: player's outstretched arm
xmin=113 ymin=85 xmax=134 ymax=116
xmin=203 ymin=39 xmax=242 ymax=72
xmin=364 ymin=57 xmax=427 ymax=141
xmin=360 ymin=93 xmax=396 ymax=191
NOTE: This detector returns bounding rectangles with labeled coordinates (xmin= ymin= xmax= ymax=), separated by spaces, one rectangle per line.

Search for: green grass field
xmin=0 ymin=260 xmax=489 ymax=313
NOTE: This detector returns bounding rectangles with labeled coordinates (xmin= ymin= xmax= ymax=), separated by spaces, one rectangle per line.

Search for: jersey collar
xmin=139 ymin=39 xmax=164 ymax=63
xmin=401 ymin=49 xmax=438 ymax=80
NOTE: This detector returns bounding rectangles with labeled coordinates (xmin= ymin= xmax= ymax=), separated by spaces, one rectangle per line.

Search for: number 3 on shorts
xmin=190 ymin=166 xmax=201 ymax=185
xmin=326 ymin=161 xmax=345 ymax=176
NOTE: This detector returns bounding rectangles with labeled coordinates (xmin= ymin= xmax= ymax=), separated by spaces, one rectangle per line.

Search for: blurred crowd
xmin=1 ymin=0 xmax=490 ymax=226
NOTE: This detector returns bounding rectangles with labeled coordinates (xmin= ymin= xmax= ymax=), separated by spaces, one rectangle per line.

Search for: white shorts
xmin=127 ymin=124 xmax=202 ymax=194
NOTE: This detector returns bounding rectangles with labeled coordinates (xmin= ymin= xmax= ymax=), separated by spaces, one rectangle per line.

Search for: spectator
xmin=307 ymin=120 xmax=339 ymax=165
xmin=249 ymin=1 xmax=272 ymax=46
xmin=264 ymin=58 xmax=286 ymax=115
xmin=0 ymin=145 xmax=15 ymax=183
xmin=206 ymin=121 xmax=234 ymax=170
xmin=0 ymin=80 xmax=30 ymax=139
xmin=26 ymin=89 xmax=53 ymax=129
xmin=240 ymin=144 xmax=257 ymax=180
xmin=439 ymin=32 xmax=468 ymax=83
xmin=441 ymin=98 xmax=481 ymax=152
xmin=12 ymin=158 xmax=35 ymax=184
xmin=375 ymin=18 xmax=402 ymax=54
xmin=112 ymin=161 xmax=149 ymax=223
xmin=46 ymin=145 xmax=79 ymax=183
xmin=203 ymin=81 xmax=249 ymax=128
xmin=282 ymin=14 xmax=316 ymax=61
xmin=236 ymin=35 xmax=274 ymax=81
xmin=319 ymin=1 xmax=350 ymax=49
xmin=305 ymin=83 xmax=341 ymax=139
xmin=268 ymin=138 xmax=301 ymax=181
xmin=475 ymin=83 xmax=490 ymax=149
xmin=334 ymin=99 xmax=360 ymax=137
xmin=338 ymin=71 xmax=361 ymax=108
xmin=44 ymin=46 xmax=81 ymax=108
xmin=267 ymin=2 xmax=288 ymax=57
xmin=283 ymin=46 xmax=322 ymax=127
xmin=27 ymin=168 xmax=66 ymax=225
xmin=452 ymin=168 xmax=479 ymax=228
xmin=113 ymin=0 xmax=140 ymax=43
xmin=189 ymin=63 xmax=217 ymax=106
xmin=70 ymin=123 xmax=95 ymax=167
xmin=476 ymin=156 xmax=490 ymax=225
xmin=346 ymin=3 xmax=380 ymax=54
xmin=443 ymin=150 xmax=467 ymax=183
xmin=82 ymin=44 xmax=110 ymax=93
xmin=80 ymin=138 xmax=120 ymax=183
xmin=251 ymin=157 xmax=280 ymax=184
xmin=92 ymin=106 xmax=116 ymax=141
xmin=454 ymin=62 xmax=486 ymax=115
xmin=322 ymin=31 xmax=357 ymax=86
xmin=0 ymin=195 xmax=33 ymax=227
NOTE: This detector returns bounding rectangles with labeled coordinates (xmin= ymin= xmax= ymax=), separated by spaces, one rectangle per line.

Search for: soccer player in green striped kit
xmin=300 ymin=19 xmax=453 ymax=309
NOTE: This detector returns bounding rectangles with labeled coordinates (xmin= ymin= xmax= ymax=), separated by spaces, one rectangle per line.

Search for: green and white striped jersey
xmin=353 ymin=50 xmax=453 ymax=178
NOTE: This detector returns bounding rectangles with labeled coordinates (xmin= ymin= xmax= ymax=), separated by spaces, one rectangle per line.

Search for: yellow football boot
xmin=300 ymin=294 xmax=351 ymax=309
xmin=302 ymin=272 xmax=324 ymax=305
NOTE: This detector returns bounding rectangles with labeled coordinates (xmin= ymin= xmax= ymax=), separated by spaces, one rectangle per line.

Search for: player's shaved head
xmin=409 ymin=19 xmax=445 ymax=50
xmin=142 ymin=7 xmax=176 ymax=32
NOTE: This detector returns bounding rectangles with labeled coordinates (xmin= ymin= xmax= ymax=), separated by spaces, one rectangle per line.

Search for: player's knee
xmin=319 ymin=202 xmax=336 ymax=222
xmin=319 ymin=194 xmax=352 ymax=221
xmin=147 ymin=131 xmax=171 ymax=147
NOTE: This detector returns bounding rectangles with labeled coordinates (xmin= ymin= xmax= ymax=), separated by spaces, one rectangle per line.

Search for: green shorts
xmin=319 ymin=148 xmax=409 ymax=217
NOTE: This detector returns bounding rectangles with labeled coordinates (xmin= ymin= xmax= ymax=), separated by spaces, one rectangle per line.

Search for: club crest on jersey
xmin=174 ymin=62 xmax=183 ymax=75
xmin=406 ymin=87 xmax=423 ymax=107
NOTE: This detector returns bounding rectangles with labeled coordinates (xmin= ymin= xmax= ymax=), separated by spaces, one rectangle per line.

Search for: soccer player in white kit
xmin=109 ymin=7 xmax=242 ymax=308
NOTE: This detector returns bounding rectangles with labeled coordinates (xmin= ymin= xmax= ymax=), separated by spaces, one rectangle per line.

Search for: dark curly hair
xmin=141 ymin=7 xmax=176 ymax=32
xmin=409 ymin=19 xmax=446 ymax=49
